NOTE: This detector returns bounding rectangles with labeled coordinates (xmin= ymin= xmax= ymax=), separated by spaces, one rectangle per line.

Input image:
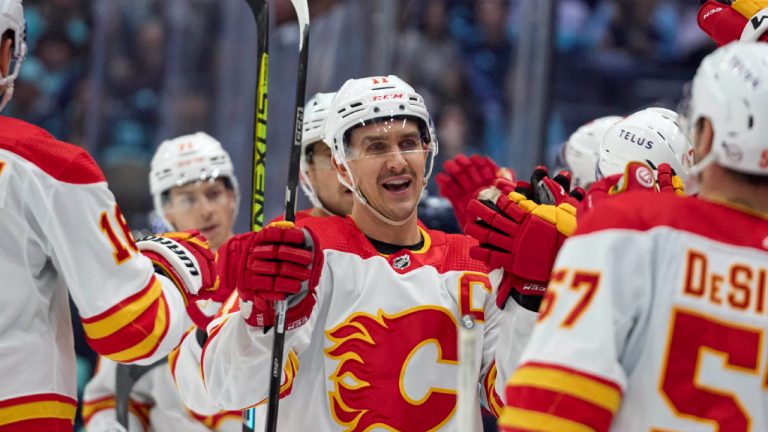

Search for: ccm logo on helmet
xmin=372 ymin=93 xmax=404 ymax=101
xmin=619 ymin=129 xmax=653 ymax=149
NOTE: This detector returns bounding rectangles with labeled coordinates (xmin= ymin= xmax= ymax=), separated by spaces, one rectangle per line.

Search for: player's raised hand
xmin=513 ymin=165 xmax=585 ymax=206
xmin=584 ymin=161 xmax=685 ymax=213
xmin=216 ymin=222 xmax=316 ymax=329
xmin=464 ymin=183 xmax=577 ymax=312
xmin=698 ymin=0 xmax=768 ymax=45
xmin=436 ymin=154 xmax=514 ymax=228
xmin=656 ymin=163 xmax=687 ymax=195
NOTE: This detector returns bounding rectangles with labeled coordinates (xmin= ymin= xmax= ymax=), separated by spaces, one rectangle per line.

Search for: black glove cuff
xmin=510 ymin=290 xmax=543 ymax=312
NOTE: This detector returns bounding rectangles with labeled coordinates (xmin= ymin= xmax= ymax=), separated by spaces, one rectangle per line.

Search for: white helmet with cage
xmin=598 ymin=107 xmax=694 ymax=189
xmin=686 ymin=42 xmax=768 ymax=176
xmin=558 ymin=116 xmax=622 ymax=188
xmin=324 ymin=75 xmax=437 ymax=224
xmin=149 ymin=132 xmax=239 ymax=230
xmin=300 ymin=92 xmax=336 ymax=210
xmin=0 ymin=0 xmax=27 ymax=111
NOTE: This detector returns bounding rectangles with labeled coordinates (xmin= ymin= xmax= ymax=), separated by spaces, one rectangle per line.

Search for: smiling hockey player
xmin=200 ymin=75 xmax=539 ymax=430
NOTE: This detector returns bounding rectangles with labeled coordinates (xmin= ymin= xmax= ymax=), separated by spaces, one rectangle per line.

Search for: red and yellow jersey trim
xmin=482 ymin=361 xmax=504 ymax=417
xmin=189 ymin=409 xmax=242 ymax=429
xmin=0 ymin=393 xmax=76 ymax=429
xmin=249 ymin=350 xmax=300 ymax=409
xmin=82 ymin=395 xmax=151 ymax=430
xmin=81 ymin=275 xmax=171 ymax=363
xmin=500 ymin=362 xmax=622 ymax=432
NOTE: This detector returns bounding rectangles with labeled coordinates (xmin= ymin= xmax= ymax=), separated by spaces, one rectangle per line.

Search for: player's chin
xmin=378 ymin=197 xmax=418 ymax=222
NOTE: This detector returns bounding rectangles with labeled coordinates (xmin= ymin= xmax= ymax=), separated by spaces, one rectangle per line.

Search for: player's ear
xmin=694 ymin=118 xmax=714 ymax=161
xmin=331 ymin=156 xmax=352 ymax=185
xmin=0 ymin=36 xmax=13 ymax=77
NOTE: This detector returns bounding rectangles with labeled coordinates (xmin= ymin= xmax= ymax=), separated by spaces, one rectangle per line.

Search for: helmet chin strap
xmin=685 ymin=150 xmax=717 ymax=194
xmin=351 ymin=184 xmax=418 ymax=227
xmin=337 ymin=159 xmax=420 ymax=227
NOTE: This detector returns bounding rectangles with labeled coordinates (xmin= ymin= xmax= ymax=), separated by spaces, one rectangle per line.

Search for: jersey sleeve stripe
xmin=80 ymin=276 xmax=163 ymax=338
xmin=482 ymin=360 xmax=504 ymax=417
xmin=248 ymin=350 xmax=300 ymax=409
xmin=85 ymin=294 xmax=164 ymax=354
xmin=81 ymin=395 xmax=151 ymax=430
xmin=507 ymin=362 xmax=622 ymax=412
xmin=504 ymin=384 xmax=614 ymax=431
xmin=0 ymin=394 xmax=77 ymax=427
xmin=100 ymin=295 xmax=170 ymax=363
xmin=498 ymin=406 xmax=595 ymax=432
xmin=188 ymin=410 xmax=242 ymax=429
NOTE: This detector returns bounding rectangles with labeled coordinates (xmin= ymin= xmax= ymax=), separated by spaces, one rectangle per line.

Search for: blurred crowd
xmin=9 ymin=0 xmax=712 ymax=228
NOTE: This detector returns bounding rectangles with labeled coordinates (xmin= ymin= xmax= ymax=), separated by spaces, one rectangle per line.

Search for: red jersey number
xmin=659 ymin=308 xmax=764 ymax=431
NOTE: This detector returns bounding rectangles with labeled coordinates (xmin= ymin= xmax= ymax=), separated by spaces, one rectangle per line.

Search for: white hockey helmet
xmin=323 ymin=75 xmax=438 ymax=224
xmin=598 ymin=107 xmax=694 ymax=188
xmin=149 ymin=132 xmax=239 ymax=230
xmin=558 ymin=116 xmax=622 ymax=188
xmin=299 ymin=92 xmax=336 ymax=210
xmin=686 ymin=42 xmax=768 ymax=176
xmin=0 ymin=0 xmax=27 ymax=111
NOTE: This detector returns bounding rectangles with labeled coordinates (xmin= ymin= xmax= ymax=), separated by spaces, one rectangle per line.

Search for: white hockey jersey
xmin=0 ymin=116 xmax=187 ymax=431
xmin=202 ymin=216 xmax=537 ymax=431
xmin=82 ymin=355 xmax=241 ymax=432
xmin=501 ymin=191 xmax=768 ymax=432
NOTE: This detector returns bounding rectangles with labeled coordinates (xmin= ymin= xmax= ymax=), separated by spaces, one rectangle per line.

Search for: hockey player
xmin=200 ymin=76 xmax=540 ymax=430
xmin=555 ymin=116 xmax=622 ymax=189
xmin=83 ymin=132 xmax=242 ymax=432
xmin=170 ymin=92 xmax=354 ymax=420
xmin=594 ymin=108 xmax=692 ymax=184
xmin=499 ymin=42 xmax=768 ymax=431
xmin=582 ymin=107 xmax=691 ymax=212
xmin=298 ymin=92 xmax=354 ymax=218
xmin=0 ymin=2 xmax=228 ymax=430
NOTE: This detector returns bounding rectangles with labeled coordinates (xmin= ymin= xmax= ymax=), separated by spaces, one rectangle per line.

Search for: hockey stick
xmin=115 ymin=359 xmax=167 ymax=428
xmin=264 ymin=1 xmax=310 ymax=431
xmin=457 ymin=315 xmax=480 ymax=431
xmin=242 ymin=0 xmax=269 ymax=431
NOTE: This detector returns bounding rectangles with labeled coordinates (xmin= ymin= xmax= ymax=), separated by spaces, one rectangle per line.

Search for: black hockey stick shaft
xmin=115 ymin=360 xmax=166 ymax=428
xmin=243 ymin=0 xmax=269 ymax=431
xmin=265 ymin=1 xmax=309 ymax=431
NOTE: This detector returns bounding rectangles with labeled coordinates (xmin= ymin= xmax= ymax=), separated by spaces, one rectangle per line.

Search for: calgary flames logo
xmin=325 ymin=307 xmax=459 ymax=431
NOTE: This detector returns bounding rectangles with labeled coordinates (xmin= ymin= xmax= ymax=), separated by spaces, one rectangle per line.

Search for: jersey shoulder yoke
xmin=0 ymin=116 xmax=105 ymax=184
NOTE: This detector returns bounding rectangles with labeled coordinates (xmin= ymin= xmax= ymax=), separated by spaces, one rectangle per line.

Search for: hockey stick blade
xmin=265 ymin=1 xmax=309 ymax=431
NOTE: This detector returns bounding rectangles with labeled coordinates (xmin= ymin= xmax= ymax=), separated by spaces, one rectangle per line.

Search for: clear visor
xmin=163 ymin=178 xmax=231 ymax=214
xmin=343 ymin=116 xmax=431 ymax=162
xmin=304 ymin=141 xmax=335 ymax=170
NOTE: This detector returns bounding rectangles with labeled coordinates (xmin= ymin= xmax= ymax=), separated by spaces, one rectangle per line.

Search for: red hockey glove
xmin=217 ymin=222 xmax=316 ymax=329
xmin=698 ymin=0 xmax=768 ymax=45
xmin=581 ymin=162 xmax=672 ymax=211
xmin=514 ymin=165 xmax=585 ymax=207
xmin=436 ymin=154 xmax=513 ymax=228
xmin=656 ymin=163 xmax=686 ymax=195
xmin=137 ymin=230 xmax=228 ymax=328
xmin=464 ymin=189 xmax=577 ymax=312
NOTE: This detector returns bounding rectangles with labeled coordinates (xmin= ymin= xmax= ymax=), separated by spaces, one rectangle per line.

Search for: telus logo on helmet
xmin=619 ymin=128 xmax=653 ymax=149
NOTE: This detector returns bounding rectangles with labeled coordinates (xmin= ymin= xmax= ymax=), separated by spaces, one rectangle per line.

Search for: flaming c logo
xmin=325 ymin=307 xmax=459 ymax=431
